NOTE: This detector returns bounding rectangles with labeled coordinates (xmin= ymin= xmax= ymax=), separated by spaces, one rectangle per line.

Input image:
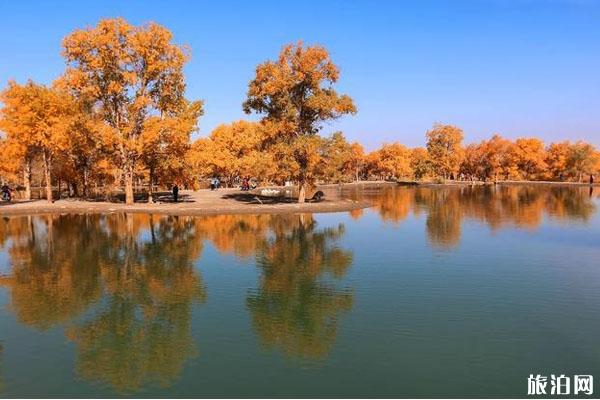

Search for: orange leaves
xmin=0 ymin=81 xmax=72 ymax=153
xmin=367 ymin=142 xmax=412 ymax=180
xmin=514 ymin=137 xmax=547 ymax=179
xmin=189 ymin=120 xmax=276 ymax=183
xmin=61 ymin=18 xmax=199 ymax=203
xmin=243 ymin=42 xmax=356 ymax=198
xmin=426 ymin=123 xmax=465 ymax=179
xmin=243 ymin=41 xmax=356 ymax=133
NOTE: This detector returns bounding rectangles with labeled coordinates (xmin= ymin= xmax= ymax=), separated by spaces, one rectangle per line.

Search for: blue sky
xmin=0 ymin=0 xmax=599 ymax=149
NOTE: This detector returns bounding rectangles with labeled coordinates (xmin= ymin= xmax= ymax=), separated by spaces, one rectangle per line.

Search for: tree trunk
xmin=124 ymin=163 xmax=134 ymax=205
xmin=42 ymin=151 xmax=53 ymax=203
xmin=298 ymin=180 xmax=306 ymax=203
xmin=57 ymin=178 xmax=62 ymax=200
xmin=148 ymin=165 xmax=155 ymax=204
xmin=23 ymin=158 xmax=32 ymax=200
xmin=70 ymin=182 xmax=78 ymax=197
xmin=82 ymin=167 xmax=89 ymax=199
xmin=149 ymin=214 xmax=156 ymax=243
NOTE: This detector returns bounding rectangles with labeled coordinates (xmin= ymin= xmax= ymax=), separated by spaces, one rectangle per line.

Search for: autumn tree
xmin=545 ymin=141 xmax=571 ymax=181
xmin=242 ymin=42 xmax=356 ymax=202
xmin=188 ymin=120 xmax=275 ymax=187
xmin=0 ymin=136 xmax=26 ymax=189
xmin=141 ymin=100 xmax=203 ymax=202
xmin=487 ymin=134 xmax=519 ymax=181
xmin=459 ymin=134 xmax=517 ymax=182
xmin=370 ymin=142 xmax=412 ymax=180
xmin=61 ymin=18 xmax=199 ymax=204
xmin=426 ymin=123 xmax=464 ymax=180
xmin=409 ymin=147 xmax=431 ymax=180
xmin=0 ymin=81 xmax=41 ymax=200
xmin=321 ymin=132 xmax=354 ymax=183
xmin=566 ymin=141 xmax=597 ymax=182
xmin=0 ymin=81 xmax=72 ymax=202
xmin=514 ymin=137 xmax=547 ymax=180
xmin=460 ymin=142 xmax=485 ymax=181
xmin=268 ymin=135 xmax=326 ymax=188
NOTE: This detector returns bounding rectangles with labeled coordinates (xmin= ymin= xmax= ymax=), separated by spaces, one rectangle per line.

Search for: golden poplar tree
xmin=61 ymin=18 xmax=196 ymax=204
xmin=0 ymin=81 xmax=71 ymax=202
xmin=514 ymin=137 xmax=547 ymax=180
xmin=426 ymin=123 xmax=465 ymax=180
xmin=243 ymin=42 xmax=356 ymax=202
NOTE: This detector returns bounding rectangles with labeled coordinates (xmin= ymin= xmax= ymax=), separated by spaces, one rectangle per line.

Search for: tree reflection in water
xmin=0 ymin=185 xmax=593 ymax=391
xmin=0 ymin=214 xmax=206 ymax=392
xmin=65 ymin=214 xmax=206 ymax=392
xmin=247 ymin=214 xmax=354 ymax=360
xmin=193 ymin=213 xmax=355 ymax=359
xmin=357 ymin=184 xmax=597 ymax=249
xmin=0 ymin=212 xmax=355 ymax=391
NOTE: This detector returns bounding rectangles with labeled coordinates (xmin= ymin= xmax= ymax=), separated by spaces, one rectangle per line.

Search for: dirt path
xmin=0 ymin=188 xmax=371 ymax=216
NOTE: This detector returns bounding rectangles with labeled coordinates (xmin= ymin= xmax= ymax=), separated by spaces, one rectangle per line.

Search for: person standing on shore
xmin=590 ymin=174 xmax=594 ymax=185
xmin=173 ymin=184 xmax=179 ymax=202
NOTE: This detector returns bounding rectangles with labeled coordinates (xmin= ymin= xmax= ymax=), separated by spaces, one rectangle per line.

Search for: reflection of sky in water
xmin=0 ymin=185 xmax=598 ymax=397
xmin=0 ymin=250 xmax=10 ymax=276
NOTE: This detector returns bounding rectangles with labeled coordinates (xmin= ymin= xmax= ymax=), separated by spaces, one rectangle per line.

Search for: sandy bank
xmin=0 ymin=188 xmax=371 ymax=217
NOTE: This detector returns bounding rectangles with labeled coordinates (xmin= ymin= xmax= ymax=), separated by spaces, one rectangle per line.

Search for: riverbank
xmin=404 ymin=179 xmax=599 ymax=187
xmin=0 ymin=188 xmax=371 ymax=216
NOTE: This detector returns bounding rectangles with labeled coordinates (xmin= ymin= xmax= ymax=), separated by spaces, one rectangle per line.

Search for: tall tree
xmin=545 ymin=141 xmax=571 ymax=181
xmin=460 ymin=134 xmax=517 ymax=182
xmin=0 ymin=81 xmax=39 ymax=200
xmin=410 ymin=147 xmax=432 ymax=180
xmin=0 ymin=81 xmax=70 ymax=202
xmin=243 ymin=42 xmax=356 ymax=202
xmin=188 ymin=120 xmax=275 ymax=187
xmin=141 ymin=100 xmax=202 ymax=202
xmin=371 ymin=142 xmax=412 ymax=180
xmin=61 ymin=18 xmax=196 ymax=204
xmin=322 ymin=132 xmax=353 ymax=183
xmin=567 ymin=141 xmax=597 ymax=182
xmin=346 ymin=142 xmax=366 ymax=182
xmin=426 ymin=123 xmax=464 ymax=180
xmin=514 ymin=137 xmax=547 ymax=180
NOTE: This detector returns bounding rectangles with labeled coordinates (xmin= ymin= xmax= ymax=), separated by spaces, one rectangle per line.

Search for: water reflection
xmin=0 ymin=212 xmax=354 ymax=391
xmin=0 ymin=341 xmax=3 ymax=394
xmin=0 ymin=214 xmax=207 ymax=392
xmin=248 ymin=215 xmax=353 ymax=359
xmin=0 ymin=186 xmax=596 ymax=393
xmin=353 ymin=185 xmax=597 ymax=248
xmin=66 ymin=215 xmax=206 ymax=392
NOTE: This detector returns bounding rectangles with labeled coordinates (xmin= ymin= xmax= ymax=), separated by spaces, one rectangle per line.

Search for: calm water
xmin=0 ymin=185 xmax=599 ymax=398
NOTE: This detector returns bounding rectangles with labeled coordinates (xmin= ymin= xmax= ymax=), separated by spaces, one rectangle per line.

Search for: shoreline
xmin=0 ymin=188 xmax=371 ymax=217
xmin=415 ymin=180 xmax=599 ymax=187
xmin=1 ymin=180 xmax=596 ymax=217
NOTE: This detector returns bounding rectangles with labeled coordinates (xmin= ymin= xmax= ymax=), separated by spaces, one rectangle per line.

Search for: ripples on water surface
xmin=0 ymin=185 xmax=599 ymax=397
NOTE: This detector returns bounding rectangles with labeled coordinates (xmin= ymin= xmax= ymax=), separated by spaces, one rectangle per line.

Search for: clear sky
xmin=0 ymin=0 xmax=599 ymax=149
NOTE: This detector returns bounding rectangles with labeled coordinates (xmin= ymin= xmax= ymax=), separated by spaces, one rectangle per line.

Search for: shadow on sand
xmin=221 ymin=191 xmax=324 ymax=205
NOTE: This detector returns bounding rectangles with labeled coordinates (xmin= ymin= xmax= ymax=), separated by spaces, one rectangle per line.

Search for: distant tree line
xmin=1 ymin=18 xmax=598 ymax=204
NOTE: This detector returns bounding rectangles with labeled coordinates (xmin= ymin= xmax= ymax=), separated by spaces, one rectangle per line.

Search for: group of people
xmin=1 ymin=184 xmax=11 ymax=202
xmin=241 ymin=176 xmax=253 ymax=191
xmin=210 ymin=177 xmax=221 ymax=191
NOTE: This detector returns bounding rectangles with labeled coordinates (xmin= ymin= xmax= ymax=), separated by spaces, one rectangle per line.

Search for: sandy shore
xmin=0 ymin=188 xmax=371 ymax=216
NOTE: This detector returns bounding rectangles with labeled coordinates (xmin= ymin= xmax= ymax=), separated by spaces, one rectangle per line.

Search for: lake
xmin=0 ymin=185 xmax=599 ymax=397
